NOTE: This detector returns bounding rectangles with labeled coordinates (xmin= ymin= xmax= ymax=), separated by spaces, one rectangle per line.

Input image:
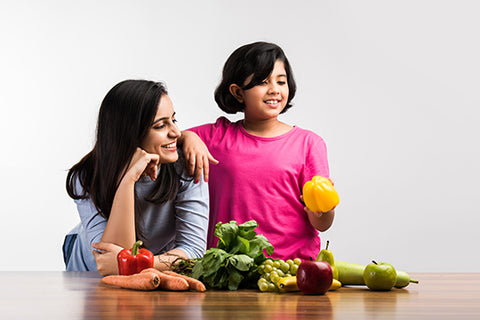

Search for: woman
xmin=63 ymin=80 xmax=209 ymax=275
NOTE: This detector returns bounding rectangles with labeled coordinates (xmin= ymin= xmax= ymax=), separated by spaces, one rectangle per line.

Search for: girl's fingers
xmin=207 ymin=152 xmax=219 ymax=165
xmin=203 ymin=155 xmax=209 ymax=183
xmin=194 ymin=154 xmax=204 ymax=183
xmin=186 ymin=152 xmax=196 ymax=177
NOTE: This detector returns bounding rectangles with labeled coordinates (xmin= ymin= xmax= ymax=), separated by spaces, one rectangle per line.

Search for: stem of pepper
xmin=132 ymin=240 xmax=143 ymax=255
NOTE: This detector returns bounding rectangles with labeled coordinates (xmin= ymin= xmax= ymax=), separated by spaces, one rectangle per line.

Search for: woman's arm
xmin=179 ymin=130 xmax=218 ymax=183
xmin=101 ymin=148 xmax=159 ymax=249
xmin=92 ymin=242 xmax=188 ymax=276
xmin=171 ymin=167 xmax=210 ymax=258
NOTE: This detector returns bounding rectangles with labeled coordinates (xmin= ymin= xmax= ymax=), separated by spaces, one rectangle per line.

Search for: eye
xmin=278 ymin=81 xmax=287 ymax=85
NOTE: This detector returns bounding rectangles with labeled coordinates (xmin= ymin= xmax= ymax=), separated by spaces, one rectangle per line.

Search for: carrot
xmin=163 ymin=271 xmax=207 ymax=292
xmin=101 ymin=271 xmax=160 ymax=291
xmin=140 ymin=268 xmax=189 ymax=291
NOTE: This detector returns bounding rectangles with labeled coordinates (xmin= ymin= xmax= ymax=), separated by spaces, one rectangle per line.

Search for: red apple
xmin=296 ymin=260 xmax=333 ymax=295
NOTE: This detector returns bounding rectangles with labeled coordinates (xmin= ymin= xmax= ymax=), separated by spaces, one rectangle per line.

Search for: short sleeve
xmin=301 ymin=133 xmax=330 ymax=187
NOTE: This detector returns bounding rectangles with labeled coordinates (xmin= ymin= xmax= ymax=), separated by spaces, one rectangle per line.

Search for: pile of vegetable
xmin=190 ymin=220 xmax=274 ymax=290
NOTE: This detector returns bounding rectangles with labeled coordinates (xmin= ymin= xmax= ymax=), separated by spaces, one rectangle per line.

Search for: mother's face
xmin=141 ymin=94 xmax=181 ymax=164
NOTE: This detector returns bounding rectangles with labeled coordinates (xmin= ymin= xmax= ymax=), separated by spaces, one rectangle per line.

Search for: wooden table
xmin=1 ymin=272 xmax=479 ymax=319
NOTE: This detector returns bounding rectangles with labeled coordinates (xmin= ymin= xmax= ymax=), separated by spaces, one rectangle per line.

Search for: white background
xmin=1 ymin=0 xmax=479 ymax=272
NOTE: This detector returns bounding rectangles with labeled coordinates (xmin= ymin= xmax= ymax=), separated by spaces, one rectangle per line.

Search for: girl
xmin=63 ymin=80 xmax=209 ymax=275
xmin=182 ymin=42 xmax=335 ymax=261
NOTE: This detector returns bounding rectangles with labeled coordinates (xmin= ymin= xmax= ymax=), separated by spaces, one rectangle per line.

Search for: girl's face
xmin=141 ymin=94 xmax=181 ymax=164
xmin=232 ymin=60 xmax=289 ymax=121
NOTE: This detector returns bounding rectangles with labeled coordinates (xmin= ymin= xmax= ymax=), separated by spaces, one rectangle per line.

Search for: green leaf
xmin=253 ymin=252 xmax=267 ymax=266
xmin=248 ymin=234 xmax=274 ymax=258
xmin=227 ymin=268 xmax=244 ymax=291
xmin=238 ymin=220 xmax=258 ymax=240
xmin=195 ymin=248 xmax=230 ymax=278
xmin=229 ymin=235 xmax=250 ymax=255
xmin=227 ymin=254 xmax=254 ymax=272
xmin=215 ymin=221 xmax=239 ymax=250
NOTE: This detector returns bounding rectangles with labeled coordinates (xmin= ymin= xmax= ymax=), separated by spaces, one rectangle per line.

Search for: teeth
xmin=265 ymin=100 xmax=279 ymax=104
xmin=163 ymin=143 xmax=176 ymax=148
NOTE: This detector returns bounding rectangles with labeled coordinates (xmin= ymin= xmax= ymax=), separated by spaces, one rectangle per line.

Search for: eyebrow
xmin=152 ymin=112 xmax=176 ymax=125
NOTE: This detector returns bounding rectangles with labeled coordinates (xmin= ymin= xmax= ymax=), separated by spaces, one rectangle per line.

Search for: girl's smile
xmin=230 ymin=60 xmax=289 ymax=121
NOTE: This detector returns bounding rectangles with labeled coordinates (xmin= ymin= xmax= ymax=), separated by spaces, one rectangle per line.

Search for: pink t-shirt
xmin=188 ymin=117 xmax=330 ymax=260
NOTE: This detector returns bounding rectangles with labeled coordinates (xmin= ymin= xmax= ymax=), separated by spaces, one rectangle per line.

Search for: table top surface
xmin=1 ymin=272 xmax=479 ymax=319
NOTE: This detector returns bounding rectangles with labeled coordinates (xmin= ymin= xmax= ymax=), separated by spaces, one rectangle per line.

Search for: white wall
xmin=1 ymin=0 xmax=478 ymax=272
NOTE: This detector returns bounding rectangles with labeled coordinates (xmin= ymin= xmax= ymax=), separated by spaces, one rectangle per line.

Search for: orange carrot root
xmin=140 ymin=268 xmax=189 ymax=291
xmin=163 ymin=270 xmax=207 ymax=292
xmin=101 ymin=271 xmax=160 ymax=291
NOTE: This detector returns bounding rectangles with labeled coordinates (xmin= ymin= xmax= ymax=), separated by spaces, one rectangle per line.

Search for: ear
xmin=229 ymin=84 xmax=244 ymax=103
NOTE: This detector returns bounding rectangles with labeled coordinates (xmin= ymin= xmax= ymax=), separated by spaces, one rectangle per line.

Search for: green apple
xmin=363 ymin=261 xmax=397 ymax=291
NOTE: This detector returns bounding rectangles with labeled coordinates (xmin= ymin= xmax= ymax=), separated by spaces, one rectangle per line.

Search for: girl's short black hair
xmin=214 ymin=41 xmax=297 ymax=114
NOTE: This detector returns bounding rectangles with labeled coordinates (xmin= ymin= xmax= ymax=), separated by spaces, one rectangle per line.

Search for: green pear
xmin=316 ymin=241 xmax=338 ymax=279
xmin=395 ymin=270 xmax=419 ymax=288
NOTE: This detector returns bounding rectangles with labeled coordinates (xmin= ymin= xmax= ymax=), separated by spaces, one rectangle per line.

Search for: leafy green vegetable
xmin=191 ymin=220 xmax=274 ymax=290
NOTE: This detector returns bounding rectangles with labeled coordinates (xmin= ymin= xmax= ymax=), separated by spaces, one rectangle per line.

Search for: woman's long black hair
xmin=66 ymin=80 xmax=181 ymax=221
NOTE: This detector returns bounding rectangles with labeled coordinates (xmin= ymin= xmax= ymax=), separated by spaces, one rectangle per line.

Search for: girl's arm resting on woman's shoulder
xmin=179 ymin=130 xmax=218 ymax=183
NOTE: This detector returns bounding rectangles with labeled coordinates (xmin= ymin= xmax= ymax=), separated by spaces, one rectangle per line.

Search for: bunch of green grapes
xmin=257 ymin=258 xmax=302 ymax=292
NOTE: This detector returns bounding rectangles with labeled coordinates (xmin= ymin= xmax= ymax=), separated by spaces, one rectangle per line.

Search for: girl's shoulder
xmin=288 ymin=125 xmax=325 ymax=141
xmin=189 ymin=116 xmax=242 ymax=142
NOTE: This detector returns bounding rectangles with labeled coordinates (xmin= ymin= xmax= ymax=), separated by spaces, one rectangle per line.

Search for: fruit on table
xmin=363 ymin=261 xmax=397 ymax=291
xmin=316 ymin=240 xmax=339 ymax=280
xmin=329 ymin=279 xmax=342 ymax=291
xmin=302 ymin=176 xmax=340 ymax=213
xmin=336 ymin=260 xmax=366 ymax=285
xmin=395 ymin=270 xmax=419 ymax=288
xmin=277 ymin=276 xmax=299 ymax=292
xmin=336 ymin=260 xmax=418 ymax=288
xmin=296 ymin=260 xmax=333 ymax=295
xmin=257 ymin=258 xmax=302 ymax=292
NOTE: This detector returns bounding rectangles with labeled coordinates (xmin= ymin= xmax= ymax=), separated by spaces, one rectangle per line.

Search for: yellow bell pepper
xmin=302 ymin=176 xmax=339 ymax=213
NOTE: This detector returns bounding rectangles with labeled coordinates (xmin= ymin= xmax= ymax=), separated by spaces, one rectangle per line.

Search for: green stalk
xmin=132 ymin=240 xmax=143 ymax=255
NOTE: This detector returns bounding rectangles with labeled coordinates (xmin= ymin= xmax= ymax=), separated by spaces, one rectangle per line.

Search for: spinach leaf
xmin=191 ymin=220 xmax=274 ymax=290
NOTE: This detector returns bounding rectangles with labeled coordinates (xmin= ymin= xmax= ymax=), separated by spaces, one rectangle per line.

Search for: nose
xmin=169 ymin=121 xmax=181 ymax=138
xmin=268 ymin=83 xmax=280 ymax=94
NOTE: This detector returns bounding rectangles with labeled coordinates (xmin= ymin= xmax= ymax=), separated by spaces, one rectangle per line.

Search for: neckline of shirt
xmin=236 ymin=120 xmax=298 ymax=141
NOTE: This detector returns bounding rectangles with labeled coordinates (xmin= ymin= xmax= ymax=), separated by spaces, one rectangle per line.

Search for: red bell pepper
xmin=117 ymin=240 xmax=154 ymax=275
